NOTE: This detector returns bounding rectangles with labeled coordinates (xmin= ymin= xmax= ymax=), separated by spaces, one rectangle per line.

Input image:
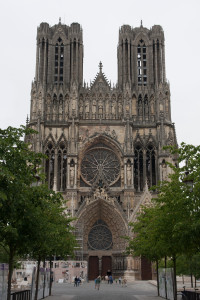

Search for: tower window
xmin=137 ymin=41 xmax=147 ymax=86
xmin=54 ymin=39 xmax=64 ymax=84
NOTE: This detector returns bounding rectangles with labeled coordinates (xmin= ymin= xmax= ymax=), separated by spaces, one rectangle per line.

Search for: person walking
xmin=74 ymin=276 xmax=78 ymax=287
xmin=96 ymin=275 xmax=101 ymax=290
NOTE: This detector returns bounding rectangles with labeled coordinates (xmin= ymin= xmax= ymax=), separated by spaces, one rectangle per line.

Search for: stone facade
xmin=26 ymin=20 xmax=178 ymax=280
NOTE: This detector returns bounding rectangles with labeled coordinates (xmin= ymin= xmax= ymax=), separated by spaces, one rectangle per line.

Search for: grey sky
xmin=0 ymin=0 xmax=199 ymax=145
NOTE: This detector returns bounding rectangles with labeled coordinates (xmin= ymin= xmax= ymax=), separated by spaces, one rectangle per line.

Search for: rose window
xmin=81 ymin=146 xmax=120 ymax=186
xmin=88 ymin=220 xmax=112 ymax=250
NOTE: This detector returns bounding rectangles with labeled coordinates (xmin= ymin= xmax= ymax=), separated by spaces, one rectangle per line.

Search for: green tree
xmin=0 ymin=126 xmax=44 ymax=300
xmin=25 ymin=185 xmax=76 ymax=300
xmin=126 ymin=143 xmax=200 ymax=300
xmin=0 ymin=126 xmax=76 ymax=300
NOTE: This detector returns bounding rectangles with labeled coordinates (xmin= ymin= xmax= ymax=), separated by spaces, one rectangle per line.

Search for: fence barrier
xmin=182 ymin=290 xmax=200 ymax=300
xmin=11 ymin=290 xmax=31 ymax=300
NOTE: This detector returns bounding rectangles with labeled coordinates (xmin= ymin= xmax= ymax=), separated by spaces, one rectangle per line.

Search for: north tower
xmin=27 ymin=20 xmax=177 ymax=281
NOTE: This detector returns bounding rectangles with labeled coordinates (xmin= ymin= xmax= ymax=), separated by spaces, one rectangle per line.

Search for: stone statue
xmin=92 ymin=101 xmax=96 ymax=118
xmin=127 ymin=162 xmax=132 ymax=186
xmin=70 ymin=165 xmax=75 ymax=187
xmin=98 ymin=101 xmax=103 ymax=116
xmin=79 ymin=101 xmax=83 ymax=114
xmin=85 ymin=101 xmax=89 ymax=113
xmin=111 ymin=101 xmax=115 ymax=115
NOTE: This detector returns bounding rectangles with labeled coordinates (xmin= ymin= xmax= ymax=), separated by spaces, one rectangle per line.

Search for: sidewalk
xmin=44 ymin=281 xmax=165 ymax=300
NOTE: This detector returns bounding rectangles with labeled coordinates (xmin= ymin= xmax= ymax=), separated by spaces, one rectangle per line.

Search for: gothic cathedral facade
xmin=27 ymin=20 xmax=178 ymax=280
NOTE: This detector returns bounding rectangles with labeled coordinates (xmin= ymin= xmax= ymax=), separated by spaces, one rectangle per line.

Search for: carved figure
xmin=127 ymin=162 xmax=132 ymax=186
xmin=111 ymin=101 xmax=115 ymax=115
xmin=92 ymin=101 xmax=96 ymax=117
xmin=118 ymin=102 xmax=122 ymax=115
xmin=70 ymin=166 xmax=75 ymax=187
xmin=79 ymin=101 xmax=83 ymax=113
xmin=85 ymin=101 xmax=89 ymax=113
xmin=98 ymin=101 xmax=103 ymax=116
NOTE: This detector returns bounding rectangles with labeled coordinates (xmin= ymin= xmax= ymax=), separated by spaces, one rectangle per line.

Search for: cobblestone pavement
xmin=44 ymin=281 xmax=165 ymax=300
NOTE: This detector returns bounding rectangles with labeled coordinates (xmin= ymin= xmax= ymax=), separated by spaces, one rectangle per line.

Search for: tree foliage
xmin=126 ymin=143 xmax=200 ymax=298
xmin=0 ymin=126 xmax=76 ymax=300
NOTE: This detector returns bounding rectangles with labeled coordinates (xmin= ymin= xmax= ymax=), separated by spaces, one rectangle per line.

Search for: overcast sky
xmin=0 ymin=0 xmax=199 ymax=146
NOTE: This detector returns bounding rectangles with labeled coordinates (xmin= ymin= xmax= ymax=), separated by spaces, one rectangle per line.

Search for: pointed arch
xmin=134 ymin=142 xmax=144 ymax=192
xmin=57 ymin=141 xmax=67 ymax=191
xmin=146 ymin=142 xmax=156 ymax=187
xmin=44 ymin=141 xmax=55 ymax=189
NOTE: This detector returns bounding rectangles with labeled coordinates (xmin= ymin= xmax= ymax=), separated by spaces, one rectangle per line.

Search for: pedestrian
xmin=115 ymin=277 xmax=118 ymax=284
xmin=105 ymin=275 xmax=108 ymax=283
xmin=109 ymin=275 xmax=113 ymax=284
xmin=119 ymin=277 xmax=122 ymax=284
xmin=94 ymin=278 xmax=97 ymax=289
xmin=96 ymin=275 xmax=101 ymax=290
xmin=122 ymin=277 xmax=127 ymax=287
xmin=74 ymin=276 xmax=78 ymax=287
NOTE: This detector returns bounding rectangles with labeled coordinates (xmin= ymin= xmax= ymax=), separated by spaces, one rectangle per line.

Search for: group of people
xmin=74 ymin=276 xmax=82 ymax=287
xmin=94 ymin=275 xmax=127 ymax=290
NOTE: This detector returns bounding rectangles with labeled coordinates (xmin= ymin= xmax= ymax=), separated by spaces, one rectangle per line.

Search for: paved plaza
xmin=45 ymin=281 xmax=165 ymax=300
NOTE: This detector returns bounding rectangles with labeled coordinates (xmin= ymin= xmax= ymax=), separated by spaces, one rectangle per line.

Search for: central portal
xmin=88 ymin=256 xmax=112 ymax=280
xmin=101 ymin=256 xmax=112 ymax=277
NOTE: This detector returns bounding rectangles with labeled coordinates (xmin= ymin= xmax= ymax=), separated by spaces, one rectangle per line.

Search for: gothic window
xmin=81 ymin=144 xmax=120 ymax=187
xmin=134 ymin=143 xmax=157 ymax=191
xmin=146 ymin=144 xmax=156 ymax=187
xmin=88 ymin=220 xmax=112 ymax=250
xmin=137 ymin=40 xmax=147 ymax=86
xmin=54 ymin=38 xmax=64 ymax=84
xmin=57 ymin=143 xmax=67 ymax=191
xmin=134 ymin=144 xmax=143 ymax=191
xmin=45 ymin=143 xmax=55 ymax=189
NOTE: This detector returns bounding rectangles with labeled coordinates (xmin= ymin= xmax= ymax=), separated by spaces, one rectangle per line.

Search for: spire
xmin=99 ymin=61 xmax=103 ymax=73
xmin=26 ymin=115 xmax=29 ymax=125
xmin=140 ymin=20 xmax=143 ymax=27
xmin=59 ymin=17 xmax=61 ymax=24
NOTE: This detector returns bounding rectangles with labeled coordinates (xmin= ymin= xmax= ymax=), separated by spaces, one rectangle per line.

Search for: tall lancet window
xmin=45 ymin=143 xmax=55 ymax=189
xmin=137 ymin=40 xmax=147 ymax=86
xmin=54 ymin=37 xmax=64 ymax=84
xmin=146 ymin=144 xmax=156 ymax=187
xmin=57 ymin=143 xmax=67 ymax=191
xmin=134 ymin=144 xmax=144 ymax=191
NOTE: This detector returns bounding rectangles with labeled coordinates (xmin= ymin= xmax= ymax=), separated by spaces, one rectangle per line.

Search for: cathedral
xmin=27 ymin=20 xmax=178 ymax=280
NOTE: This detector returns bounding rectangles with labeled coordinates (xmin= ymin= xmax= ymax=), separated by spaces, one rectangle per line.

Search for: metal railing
xmin=11 ymin=290 xmax=31 ymax=300
xmin=182 ymin=290 xmax=200 ymax=300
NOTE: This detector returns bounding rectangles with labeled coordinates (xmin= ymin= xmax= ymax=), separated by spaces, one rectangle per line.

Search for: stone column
xmin=74 ymin=161 xmax=77 ymax=188
xmin=124 ymin=161 xmax=127 ymax=188
xmin=53 ymin=148 xmax=58 ymax=191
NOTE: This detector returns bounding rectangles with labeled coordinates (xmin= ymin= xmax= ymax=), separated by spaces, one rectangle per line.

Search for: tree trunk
xmin=7 ymin=248 xmax=14 ymax=300
xmin=182 ymin=275 xmax=184 ymax=285
xmin=165 ymin=256 xmax=167 ymax=299
xmin=35 ymin=257 xmax=41 ymax=300
xmin=49 ymin=259 xmax=52 ymax=296
xmin=43 ymin=259 xmax=46 ymax=299
xmin=156 ymin=260 xmax=160 ymax=296
xmin=191 ymin=273 xmax=193 ymax=288
xmin=172 ymin=256 xmax=177 ymax=300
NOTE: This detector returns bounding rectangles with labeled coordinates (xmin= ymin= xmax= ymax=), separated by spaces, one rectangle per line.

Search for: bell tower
xmin=35 ymin=19 xmax=83 ymax=87
xmin=117 ymin=22 xmax=166 ymax=88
